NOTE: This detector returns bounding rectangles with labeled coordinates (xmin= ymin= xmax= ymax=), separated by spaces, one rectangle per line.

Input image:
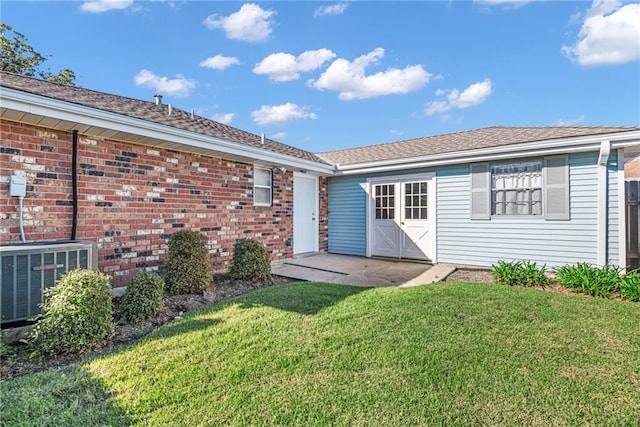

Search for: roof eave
xmin=0 ymin=87 xmax=335 ymax=175
xmin=333 ymin=130 xmax=640 ymax=175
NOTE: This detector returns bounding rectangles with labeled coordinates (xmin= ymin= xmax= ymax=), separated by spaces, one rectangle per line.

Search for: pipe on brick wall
xmin=71 ymin=130 xmax=78 ymax=240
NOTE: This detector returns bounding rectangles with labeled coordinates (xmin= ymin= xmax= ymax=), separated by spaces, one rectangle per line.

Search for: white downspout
xmin=617 ymin=149 xmax=626 ymax=271
xmin=597 ymin=140 xmax=611 ymax=266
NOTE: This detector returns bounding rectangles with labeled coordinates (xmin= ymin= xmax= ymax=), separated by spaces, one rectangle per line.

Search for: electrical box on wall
xmin=9 ymin=175 xmax=27 ymax=197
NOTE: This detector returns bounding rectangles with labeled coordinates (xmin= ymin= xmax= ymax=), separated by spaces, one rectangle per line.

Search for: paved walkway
xmin=271 ymin=253 xmax=456 ymax=287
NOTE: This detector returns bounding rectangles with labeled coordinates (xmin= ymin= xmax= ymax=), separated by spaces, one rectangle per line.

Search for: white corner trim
xmin=618 ymin=149 xmax=627 ymax=271
xmin=597 ymin=140 xmax=611 ymax=266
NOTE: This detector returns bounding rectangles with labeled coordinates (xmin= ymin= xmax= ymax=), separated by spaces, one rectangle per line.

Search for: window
xmin=404 ymin=181 xmax=428 ymax=220
xmin=491 ymin=160 xmax=542 ymax=215
xmin=470 ymin=156 xmax=569 ymax=221
xmin=254 ymin=166 xmax=272 ymax=206
xmin=374 ymin=184 xmax=395 ymax=219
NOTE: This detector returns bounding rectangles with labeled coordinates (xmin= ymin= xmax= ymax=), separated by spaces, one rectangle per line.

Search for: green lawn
xmin=2 ymin=282 xmax=639 ymax=426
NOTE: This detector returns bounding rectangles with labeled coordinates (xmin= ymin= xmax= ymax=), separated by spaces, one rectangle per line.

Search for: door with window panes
xmin=370 ymin=178 xmax=434 ymax=260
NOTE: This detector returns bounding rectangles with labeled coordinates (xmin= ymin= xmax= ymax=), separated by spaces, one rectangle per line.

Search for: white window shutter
xmin=544 ymin=155 xmax=570 ymax=220
xmin=470 ymin=162 xmax=490 ymax=220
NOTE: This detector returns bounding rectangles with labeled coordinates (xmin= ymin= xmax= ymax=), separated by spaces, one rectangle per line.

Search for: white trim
xmin=597 ymin=140 xmax=611 ymax=266
xmin=334 ymin=132 xmax=640 ymax=175
xmin=253 ymin=166 xmax=272 ymax=207
xmin=1 ymin=87 xmax=335 ymax=175
xmin=618 ymin=149 xmax=627 ymax=271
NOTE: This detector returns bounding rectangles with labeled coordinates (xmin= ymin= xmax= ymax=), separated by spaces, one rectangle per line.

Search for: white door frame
xmin=365 ymin=173 xmax=436 ymax=262
xmin=293 ymin=172 xmax=319 ymax=254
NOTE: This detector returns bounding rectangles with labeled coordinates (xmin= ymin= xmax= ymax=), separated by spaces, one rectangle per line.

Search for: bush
xmin=492 ymin=260 xmax=549 ymax=287
xmin=228 ymin=238 xmax=271 ymax=282
xmin=119 ymin=271 xmax=165 ymax=322
xmin=30 ymin=269 xmax=115 ymax=355
xmin=620 ymin=270 xmax=640 ymax=301
xmin=164 ymin=230 xmax=212 ymax=295
xmin=555 ymin=263 xmax=622 ymax=298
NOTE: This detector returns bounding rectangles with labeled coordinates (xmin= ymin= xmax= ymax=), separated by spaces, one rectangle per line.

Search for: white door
xmin=293 ymin=173 xmax=318 ymax=254
xmin=371 ymin=183 xmax=401 ymax=257
xmin=370 ymin=177 xmax=434 ymax=261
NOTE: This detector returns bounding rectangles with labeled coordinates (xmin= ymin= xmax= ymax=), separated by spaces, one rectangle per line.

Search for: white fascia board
xmin=335 ymin=131 xmax=640 ymax=175
xmin=1 ymin=88 xmax=335 ymax=175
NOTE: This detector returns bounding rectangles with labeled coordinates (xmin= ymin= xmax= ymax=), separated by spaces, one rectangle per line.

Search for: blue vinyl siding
xmin=437 ymin=152 xmax=600 ymax=267
xmin=327 ymin=151 xmax=616 ymax=268
xmin=327 ymin=175 xmax=368 ymax=256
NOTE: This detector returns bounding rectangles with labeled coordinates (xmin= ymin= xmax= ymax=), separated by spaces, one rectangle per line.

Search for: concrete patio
xmin=271 ymin=253 xmax=456 ymax=287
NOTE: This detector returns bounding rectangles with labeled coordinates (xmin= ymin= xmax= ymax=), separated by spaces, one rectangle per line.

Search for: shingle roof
xmin=318 ymin=126 xmax=640 ymax=166
xmin=0 ymin=72 xmax=328 ymax=165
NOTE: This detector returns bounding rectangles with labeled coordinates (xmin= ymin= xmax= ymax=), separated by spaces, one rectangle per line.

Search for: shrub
xmin=164 ymin=230 xmax=213 ymax=295
xmin=119 ymin=271 xmax=165 ymax=322
xmin=555 ymin=263 xmax=622 ymax=298
xmin=620 ymin=270 xmax=640 ymax=302
xmin=492 ymin=260 xmax=548 ymax=287
xmin=30 ymin=269 xmax=115 ymax=355
xmin=228 ymin=238 xmax=271 ymax=282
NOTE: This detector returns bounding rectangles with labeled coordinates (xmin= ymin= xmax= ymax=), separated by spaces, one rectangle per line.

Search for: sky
xmin=2 ymin=0 xmax=640 ymax=153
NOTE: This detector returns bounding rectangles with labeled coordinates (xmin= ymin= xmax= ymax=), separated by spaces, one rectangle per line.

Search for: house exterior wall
xmin=625 ymin=159 xmax=640 ymax=177
xmin=327 ymin=150 xmax=621 ymax=268
xmin=1 ymin=120 xmax=325 ymax=287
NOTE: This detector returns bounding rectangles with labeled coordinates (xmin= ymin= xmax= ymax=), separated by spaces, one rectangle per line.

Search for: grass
xmin=2 ymin=281 xmax=640 ymax=426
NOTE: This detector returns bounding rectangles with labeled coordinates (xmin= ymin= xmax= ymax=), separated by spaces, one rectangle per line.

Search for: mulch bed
xmin=0 ymin=274 xmax=293 ymax=380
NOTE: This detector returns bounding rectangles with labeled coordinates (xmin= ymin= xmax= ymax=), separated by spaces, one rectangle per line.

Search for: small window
xmin=491 ymin=160 xmax=542 ymax=215
xmin=254 ymin=166 xmax=272 ymax=206
xmin=374 ymin=184 xmax=395 ymax=219
xmin=404 ymin=181 xmax=428 ymax=220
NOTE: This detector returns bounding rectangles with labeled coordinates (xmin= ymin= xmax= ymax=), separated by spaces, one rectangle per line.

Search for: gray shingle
xmin=319 ymin=126 xmax=640 ymax=166
xmin=0 ymin=72 xmax=328 ymax=165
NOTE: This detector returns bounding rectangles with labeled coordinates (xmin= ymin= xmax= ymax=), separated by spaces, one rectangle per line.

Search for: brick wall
xmin=1 ymin=120 xmax=326 ymax=287
xmin=626 ymin=159 xmax=640 ymax=178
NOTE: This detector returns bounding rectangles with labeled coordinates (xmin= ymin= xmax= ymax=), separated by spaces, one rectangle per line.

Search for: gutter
xmin=330 ymin=130 xmax=640 ymax=175
xmin=597 ymin=140 xmax=611 ymax=267
xmin=1 ymin=88 xmax=335 ymax=175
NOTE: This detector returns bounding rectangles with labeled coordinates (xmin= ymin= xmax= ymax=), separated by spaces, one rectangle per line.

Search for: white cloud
xmin=133 ymin=69 xmax=196 ymax=98
xmin=254 ymin=49 xmax=336 ymax=82
xmin=390 ymin=129 xmax=403 ymax=137
xmin=80 ymin=0 xmax=134 ymax=13
xmin=562 ymin=1 xmax=640 ymax=66
xmin=314 ymin=3 xmax=349 ymax=17
xmin=203 ymin=3 xmax=275 ymax=43
xmin=272 ymin=132 xmax=288 ymax=139
xmin=200 ymin=54 xmax=240 ymax=71
xmin=211 ymin=113 xmax=235 ymax=124
xmin=425 ymin=79 xmax=493 ymax=115
xmin=555 ymin=114 xmax=586 ymax=126
xmin=251 ymin=103 xmax=317 ymax=126
xmin=308 ymin=48 xmax=432 ymax=100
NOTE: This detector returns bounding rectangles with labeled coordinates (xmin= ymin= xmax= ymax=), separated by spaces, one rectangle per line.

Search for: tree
xmin=0 ymin=23 xmax=76 ymax=86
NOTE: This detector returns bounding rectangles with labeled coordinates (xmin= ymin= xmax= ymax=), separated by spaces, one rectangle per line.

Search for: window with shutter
xmin=470 ymin=156 xmax=570 ymax=221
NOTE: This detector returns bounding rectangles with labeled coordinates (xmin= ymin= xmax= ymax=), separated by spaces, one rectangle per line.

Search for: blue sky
xmin=3 ymin=1 xmax=639 ymax=152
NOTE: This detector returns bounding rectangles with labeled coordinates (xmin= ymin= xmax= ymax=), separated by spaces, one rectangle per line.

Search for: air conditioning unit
xmin=1 ymin=240 xmax=98 ymax=325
